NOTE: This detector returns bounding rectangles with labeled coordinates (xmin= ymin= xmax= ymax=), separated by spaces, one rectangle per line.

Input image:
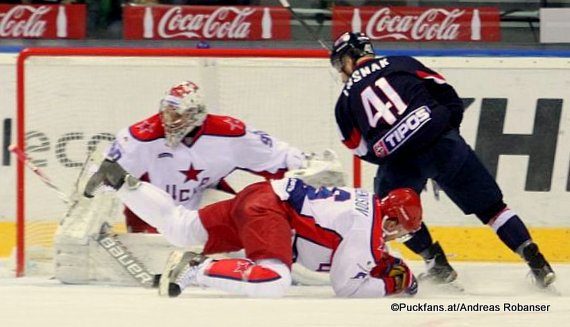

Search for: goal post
xmin=15 ymin=47 xmax=362 ymax=277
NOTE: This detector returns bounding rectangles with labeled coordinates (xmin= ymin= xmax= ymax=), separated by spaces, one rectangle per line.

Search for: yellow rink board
xmin=0 ymin=222 xmax=569 ymax=262
xmin=389 ymin=226 xmax=570 ymax=262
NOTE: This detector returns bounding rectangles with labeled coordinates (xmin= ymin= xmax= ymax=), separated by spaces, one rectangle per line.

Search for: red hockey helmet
xmin=379 ymin=188 xmax=422 ymax=233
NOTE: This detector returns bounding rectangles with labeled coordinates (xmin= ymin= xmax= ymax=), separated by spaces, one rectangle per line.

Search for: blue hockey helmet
xmin=330 ymin=32 xmax=375 ymax=72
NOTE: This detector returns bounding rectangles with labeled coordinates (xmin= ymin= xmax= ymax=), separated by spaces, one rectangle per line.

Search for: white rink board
xmin=0 ymin=54 xmax=17 ymax=222
xmin=1 ymin=54 xmax=570 ymax=227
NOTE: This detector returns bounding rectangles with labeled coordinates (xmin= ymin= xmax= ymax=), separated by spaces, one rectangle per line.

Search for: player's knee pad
xmin=199 ymin=258 xmax=291 ymax=298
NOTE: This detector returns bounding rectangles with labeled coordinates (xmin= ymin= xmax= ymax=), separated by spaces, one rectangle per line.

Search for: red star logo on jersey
xmin=223 ymin=117 xmax=242 ymax=131
xmin=136 ymin=120 xmax=155 ymax=134
xmin=179 ymin=163 xmax=203 ymax=182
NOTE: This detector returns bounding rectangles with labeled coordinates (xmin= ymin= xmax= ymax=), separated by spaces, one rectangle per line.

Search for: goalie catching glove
xmin=370 ymin=253 xmax=418 ymax=296
xmin=84 ymin=159 xmax=140 ymax=198
xmin=285 ymin=149 xmax=346 ymax=187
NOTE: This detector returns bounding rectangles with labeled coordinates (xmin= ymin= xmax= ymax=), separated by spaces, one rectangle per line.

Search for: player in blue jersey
xmin=330 ymin=31 xmax=555 ymax=288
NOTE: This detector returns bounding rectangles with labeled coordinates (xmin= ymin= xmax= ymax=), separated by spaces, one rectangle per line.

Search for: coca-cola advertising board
xmin=333 ymin=7 xmax=500 ymax=42
xmin=0 ymin=4 xmax=85 ymax=39
xmin=123 ymin=5 xmax=291 ymax=40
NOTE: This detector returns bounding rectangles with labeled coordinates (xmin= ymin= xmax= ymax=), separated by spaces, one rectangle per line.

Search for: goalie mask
xmin=377 ymin=188 xmax=422 ymax=241
xmin=159 ymin=81 xmax=207 ymax=147
xmin=330 ymin=32 xmax=374 ymax=73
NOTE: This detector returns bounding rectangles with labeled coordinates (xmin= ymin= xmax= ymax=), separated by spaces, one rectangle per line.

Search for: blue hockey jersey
xmin=334 ymin=56 xmax=464 ymax=164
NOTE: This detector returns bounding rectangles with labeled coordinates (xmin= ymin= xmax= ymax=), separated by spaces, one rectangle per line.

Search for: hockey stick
xmin=279 ymin=0 xmax=330 ymax=51
xmin=9 ymin=144 xmax=71 ymax=203
xmin=10 ymin=144 xmax=160 ymax=287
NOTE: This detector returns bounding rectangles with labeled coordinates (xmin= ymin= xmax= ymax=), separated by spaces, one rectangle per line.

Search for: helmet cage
xmin=159 ymin=82 xmax=207 ymax=147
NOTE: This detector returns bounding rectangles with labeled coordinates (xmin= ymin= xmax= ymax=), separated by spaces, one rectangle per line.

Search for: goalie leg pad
xmin=55 ymin=229 xmax=178 ymax=286
xmin=56 ymin=152 xmax=175 ymax=286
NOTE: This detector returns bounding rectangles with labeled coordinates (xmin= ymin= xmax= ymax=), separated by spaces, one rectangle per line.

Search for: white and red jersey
xmin=117 ymin=177 xmax=407 ymax=297
xmin=107 ymin=113 xmax=303 ymax=210
xmin=271 ymin=178 xmax=389 ymax=297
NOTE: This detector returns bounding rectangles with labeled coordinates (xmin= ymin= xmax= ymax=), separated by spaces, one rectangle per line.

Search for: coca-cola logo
xmin=0 ymin=5 xmax=50 ymax=37
xmin=157 ymin=6 xmax=255 ymax=39
xmin=366 ymin=8 xmax=464 ymax=41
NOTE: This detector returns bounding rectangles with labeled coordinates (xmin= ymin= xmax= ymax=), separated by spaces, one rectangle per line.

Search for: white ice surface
xmin=0 ymin=262 xmax=568 ymax=327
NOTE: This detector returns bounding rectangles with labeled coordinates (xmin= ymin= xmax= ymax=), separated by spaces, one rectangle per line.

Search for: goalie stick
xmin=96 ymin=223 xmax=161 ymax=288
xmin=10 ymin=144 xmax=160 ymax=287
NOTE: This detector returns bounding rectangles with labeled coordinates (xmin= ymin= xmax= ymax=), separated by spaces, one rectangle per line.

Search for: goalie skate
xmin=159 ymin=250 xmax=208 ymax=297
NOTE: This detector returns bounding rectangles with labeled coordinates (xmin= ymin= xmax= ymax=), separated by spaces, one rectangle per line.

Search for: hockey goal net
xmin=15 ymin=47 xmax=365 ymax=277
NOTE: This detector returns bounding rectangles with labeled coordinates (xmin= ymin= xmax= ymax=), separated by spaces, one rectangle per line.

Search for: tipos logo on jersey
xmin=373 ymin=106 xmax=431 ymax=158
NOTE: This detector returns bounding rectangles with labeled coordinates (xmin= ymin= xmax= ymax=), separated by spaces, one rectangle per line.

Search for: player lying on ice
xmin=84 ymin=159 xmax=422 ymax=298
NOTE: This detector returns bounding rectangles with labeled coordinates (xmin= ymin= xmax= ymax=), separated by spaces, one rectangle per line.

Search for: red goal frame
xmin=15 ymin=47 xmax=362 ymax=277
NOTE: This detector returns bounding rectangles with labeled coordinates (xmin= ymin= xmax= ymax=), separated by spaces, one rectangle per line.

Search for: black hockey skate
xmin=159 ymin=250 xmax=208 ymax=297
xmin=419 ymin=242 xmax=458 ymax=284
xmin=84 ymin=159 xmax=140 ymax=197
xmin=519 ymin=242 xmax=556 ymax=288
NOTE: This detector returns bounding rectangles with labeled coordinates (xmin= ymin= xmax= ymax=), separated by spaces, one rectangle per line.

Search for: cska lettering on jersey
xmin=373 ymin=106 xmax=432 ymax=158
xmin=165 ymin=177 xmax=210 ymax=202
xmin=343 ymin=58 xmax=390 ymax=96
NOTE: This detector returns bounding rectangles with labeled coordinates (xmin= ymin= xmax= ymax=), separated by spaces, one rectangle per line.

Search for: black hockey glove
xmin=84 ymin=159 xmax=129 ymax=198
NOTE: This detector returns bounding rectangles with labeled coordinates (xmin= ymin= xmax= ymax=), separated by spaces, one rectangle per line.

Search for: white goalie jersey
xmin=54 ymin=113 xmax=305 ymax=286
xmin=271 ymin=178 xmax=390 ymax=297
xmin=109 ymin=113 xmax=305 ymax=209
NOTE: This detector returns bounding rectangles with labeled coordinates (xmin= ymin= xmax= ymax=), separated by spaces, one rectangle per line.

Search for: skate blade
xmin=534 ymin=273 xmax=561 ymax=296
xmin=418 ymin=272 xmax=465 ymax=293
xmin=526 ymin=271 xmax=560 ymax=295
xmin=158 ymin=250 xmax=185 ymax=297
